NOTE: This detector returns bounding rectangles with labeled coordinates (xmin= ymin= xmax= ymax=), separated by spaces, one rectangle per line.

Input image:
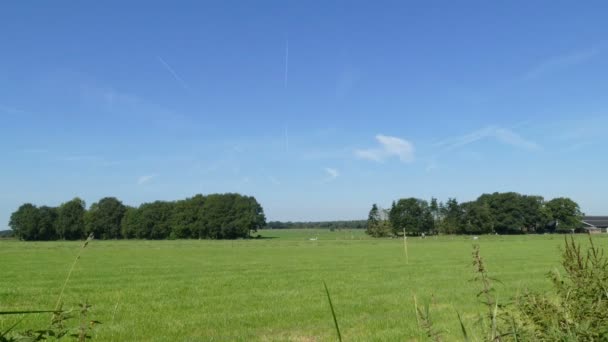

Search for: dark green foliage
xmin=480 ymin=192 xmax=526 ymax=234
xmin=439 ymin=198 xmax=462 ymax=234
xmin=545 ymin=197 xmax=583 ymax=232
xmin=366 ymin=204 xmax=392 ymax=237
xmin=120 ymin=206 xmax=140 ymax=239
xmin=8 ymin=193 xmax=266 ymax=241
xmin=138 ymin=201 xmax=175 ymax=239
xmin=461 ymin=201 xmax=493 ymax=234
xmin=389 ymin=198 xmax=434 ymax=235
xmin=370 ymin=192 xmax=583 ymax=237
xmin=202 ymin=194 xmax=265 ymax=239
xmin=170 ymin=195 xmax=206 ymax=239
xmin=9 ymin=203 xmax=40 ymax=241
xmin=85 ymin=197 xmax=126 ymax=239
xmin=37 ymin=206 xmax=58 ymax=240
xmin=57 ymin=198 xmax=86 ymax=240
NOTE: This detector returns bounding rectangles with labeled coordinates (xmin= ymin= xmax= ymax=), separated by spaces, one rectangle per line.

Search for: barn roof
xmin=582 ymin=216 xmax=608 ymax=228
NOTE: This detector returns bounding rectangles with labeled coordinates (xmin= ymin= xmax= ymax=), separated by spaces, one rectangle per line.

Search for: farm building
xmin=581 ymin=216 xmax=608 ymax=234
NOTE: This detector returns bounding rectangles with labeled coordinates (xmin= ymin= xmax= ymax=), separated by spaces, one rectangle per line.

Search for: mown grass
xmin=1 ymin=230 xmax=606 ymax=341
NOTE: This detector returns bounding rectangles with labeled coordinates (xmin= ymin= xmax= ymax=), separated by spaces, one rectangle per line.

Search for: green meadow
xmin=2 ymin=230 xmax=606 ymax=341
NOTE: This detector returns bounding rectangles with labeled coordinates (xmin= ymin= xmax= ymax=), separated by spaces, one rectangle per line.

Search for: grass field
xmin=1 ymin=230 xmax=607 ymax=341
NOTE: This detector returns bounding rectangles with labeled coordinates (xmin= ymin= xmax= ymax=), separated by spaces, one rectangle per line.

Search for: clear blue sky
xmin=2 ymin=2 xmax=608 ymax=227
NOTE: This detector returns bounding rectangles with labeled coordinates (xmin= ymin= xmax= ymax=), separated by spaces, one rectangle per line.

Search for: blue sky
xmin=2 ymin=1 xmax=608 ymax=227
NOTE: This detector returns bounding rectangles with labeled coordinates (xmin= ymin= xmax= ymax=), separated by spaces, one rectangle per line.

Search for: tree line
xmin=367 ymin=192 xmax=584 ymax=237
xmin=9 ymin=193 xmax=266 ymax=241
xmin=265 ymin=220 xmax=366 ymax=230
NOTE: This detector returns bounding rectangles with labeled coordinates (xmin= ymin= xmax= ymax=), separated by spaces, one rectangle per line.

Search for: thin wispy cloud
xmin=57 ymin=155 xmax=120 ymax=166
xmin=157 ymin=56 xmax=190 ymax=91
xmin=285 ymin=124 xmax=289 ymax=153
xmin=524 ymin=44 xmax=602 ymax=80
xmin=436 ymin=126 xmax=541 ymax=151
xmin=137 ymin=174 xmax=157 ymax=185
xmin=323 ymin=167 xmax=339 ymax=182
xmin=355 ymin=134 xmax=415 ymax=163
xmin=59 ymin=155 xmax=103 ymax=162
xmin=284 ymin=38 xmax=289 ymax=88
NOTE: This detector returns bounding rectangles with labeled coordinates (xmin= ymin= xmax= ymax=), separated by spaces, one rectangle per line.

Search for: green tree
xmin=461 ymin=201 xmax=493 ymax=234
xmin=201 ymin=193 xmax=265 ymax=239
xmin=389 ymin=198 xmax=433 ymax=235
xmin=137 ymin=201 xmax=175 ymax=239
xmin=170 ymin=195 xmax=206 ymax=239
xmin=85 ymin=197 xmax=126 ymax=239
xmin=429 ymin=197 xmax=441 ymax=229
xmin=56 ymin=198 xmax=86 ymax=240
xmin=366 ymin=204 xmax=380 ymax=234
xmin=439 ymin=198 xmax=463 ymax=234
xmin=545 ymin=197 xmax=583 ymax=232
xmin=37 ymin=206 xmax=58 ymax=240
xmin=519 ymin=195 xmax=551 ymax=233
xmin=9 ymin=203 xmax=40 ymax=241
xmin=366 ymin=204 xmax=391 ymax=237
xmin=121 ymin=206 xmax=140 ymax=239
xmin=478 ymin=192 xmax=525 ymax=234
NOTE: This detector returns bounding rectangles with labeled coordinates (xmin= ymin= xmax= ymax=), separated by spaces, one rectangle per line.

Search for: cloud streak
xmin=436 ymin=126 xmax=541 ymax=151
xmin=324 ymin=167 xmax=339 ymax=181
xmin=157 ymin=56 xmax=190 ymax=91
xmin=355 ymin=134 xmax=415 ymax=163
xmin=284 ymin=38 xmax=289 ymax=88
xmin=137 ymin=174 xmax=157 ymax=185
xmin=524 ymin=45 xmax=602 ymax=80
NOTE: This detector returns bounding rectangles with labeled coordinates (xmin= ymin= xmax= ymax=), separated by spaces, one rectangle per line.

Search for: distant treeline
xmin=0 ymin=230 xmax=13 ymax=238
xmin=9 ymin=193 xmax=266 ymax=241
xmin=265 ymin=220 xmax=366 ymax=229
xmin=367 ymin=192 xmax=584 ymax=237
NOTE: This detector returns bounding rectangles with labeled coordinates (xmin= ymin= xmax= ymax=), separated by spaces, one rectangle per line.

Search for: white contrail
xmin=285 ymin=124 xmax=289 ymax=152
xmin=157 ymin=56 xmax=190 ymax=92
xmin=284 ymin=39 xmax=289 ymax=88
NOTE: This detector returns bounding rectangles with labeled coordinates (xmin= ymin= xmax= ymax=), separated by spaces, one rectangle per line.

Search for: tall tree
xmin=519 ymin=195 xmax=550 ymax=233
xmin=170 ymin=195 xmax=205 ymax=239
xmin=545 ymin=197 xmax=583 ymax=232
xmin=56 ymin=198 xmax=86 ymax=240
xmin=439 ymin=198 xmax=463 ymax=234
xmin=121 ymin=206 xmax=141 ymax=239
xmin=37 ymin=206 xmax=58 ymax=240
xmin=9 ymin=203 xmax=40 ymax=241
xmin=479 ymin=192 xmax=525 ymax=234
xmin=461 ymin=201 xmax=493 ymax=234
xmin=366 ymin=203 xmax=391 ymax=237
xmin=389 ymin=198 xmax=433 ymax=235
xmin=138 ymin=201 xmax=174 ymax=239
xmin=366 ymin=204 xmax=380 ymax=234
xmin=85 ymin=197 xmax=126 ymax=239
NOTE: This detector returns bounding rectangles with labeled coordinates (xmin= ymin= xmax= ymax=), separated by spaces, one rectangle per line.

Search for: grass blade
xmin=0 ymin=316 xmax=26 ymax=338
xmin=456 ymin=311 xmax=470 ymax=342
xmin=0 ymin=310 xmax=59 ymax=315
xmin=323 ymin=281 xmax=342 ymax=342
